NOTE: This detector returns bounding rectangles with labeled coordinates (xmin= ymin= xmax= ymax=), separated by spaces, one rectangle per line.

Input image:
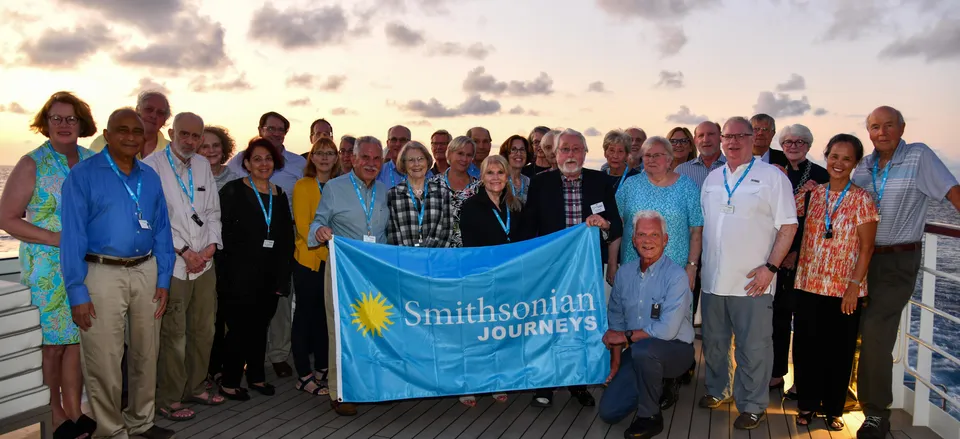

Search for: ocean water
xmin=0 ymin=164 xmax=957 ymax=417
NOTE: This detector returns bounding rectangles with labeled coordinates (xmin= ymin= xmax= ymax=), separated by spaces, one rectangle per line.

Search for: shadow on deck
xmin=153 ymin=340 xmax=942 ymax=439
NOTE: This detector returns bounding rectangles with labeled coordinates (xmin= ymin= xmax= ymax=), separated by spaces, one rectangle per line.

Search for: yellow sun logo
xmin=349 ymin=292 xmax=396 ymax=337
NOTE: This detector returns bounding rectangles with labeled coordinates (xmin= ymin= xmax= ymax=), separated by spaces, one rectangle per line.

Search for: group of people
xmin=0 ymin=89 xmax=957 ymax=439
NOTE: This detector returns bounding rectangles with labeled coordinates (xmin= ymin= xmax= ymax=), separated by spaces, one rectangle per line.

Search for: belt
xmin=84 ymin=254 xmax=152 ymax=268
xmin=873 ymin=242 xmax=921 ymax=255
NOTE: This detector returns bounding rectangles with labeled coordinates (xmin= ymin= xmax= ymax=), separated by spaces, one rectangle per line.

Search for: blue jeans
xmin=599 ymin=338 xmax=694 ymax=421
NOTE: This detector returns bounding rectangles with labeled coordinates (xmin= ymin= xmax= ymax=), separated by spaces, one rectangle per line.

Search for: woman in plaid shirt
xmin=386 ymin=141 xmax=455 ymax=247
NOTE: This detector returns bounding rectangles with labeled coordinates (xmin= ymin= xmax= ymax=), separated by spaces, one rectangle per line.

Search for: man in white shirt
xmin=143 ymin=112 xmax=224 ymax=420
xmin=698 ymin=117 xmax=798 ymax=430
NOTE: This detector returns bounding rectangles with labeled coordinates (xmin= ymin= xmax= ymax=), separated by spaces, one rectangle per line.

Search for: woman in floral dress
xmin=429 ymin=136 xmax=479 ymax=247
xmin=0 ymin=91 xmax=99 ymax=438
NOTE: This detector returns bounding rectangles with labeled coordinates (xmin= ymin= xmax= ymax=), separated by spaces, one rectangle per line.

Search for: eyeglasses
xmin=557 ymin=147 xmax=584 ymax=155
xmin=669 ymin=138 xmax=691 ymax=145
xmin=339 ymin=149 xmax=352 ymax=155
xmin=509 ymin=147 xmax=526 ymax=154
xmin=389 ymin=137 xmax=410 ymax=144
xmin=643 ymin=152 xmax=669 ymax=161
xmin=721 ymin=133 xmax=754 ymax=142
xmin=781 ymin=140 xmax=810 ymax=148
xmin=753 ymin=127 xmax=773 ymax=133
xmin=405 ymin=157 xmax=427 ymax=164
xmin=262 ymin=126 xmax=287 ymax=134
xmin=313 ymin=151 xmax=338 ymax=158
xmin=48 ymin=115 xmax=79 ymax=126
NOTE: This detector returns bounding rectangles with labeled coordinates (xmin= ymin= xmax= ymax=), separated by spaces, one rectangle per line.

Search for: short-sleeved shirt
xmin=794 ymin=185 xmax=878 ymax=297
xmin=616 ymin=173 xmax=703 ymax=266
xmin=851 ymin=140 xmax=958 ymax=246
xmin=675 ymin=155 xmax=727 ymax=189
xmin=700 ymin=159 xmax=797 ymax=297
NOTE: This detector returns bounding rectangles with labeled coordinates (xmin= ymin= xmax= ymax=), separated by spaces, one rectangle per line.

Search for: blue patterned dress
xmin=20 ymin=142 xmax=95 ymax=345
xmin=615 ymin=172 xmax=704 ymax=266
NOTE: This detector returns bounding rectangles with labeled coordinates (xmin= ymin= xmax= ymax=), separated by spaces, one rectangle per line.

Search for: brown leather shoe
xmin=135 ymin=425 xmax=175 ymax=439
xmin=331 ymin=400 xmax=358 ymax=416
xmin=272 ymin=361 xmax=293 ymax=377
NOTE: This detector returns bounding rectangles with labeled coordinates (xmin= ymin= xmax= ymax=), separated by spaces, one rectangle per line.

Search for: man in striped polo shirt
xmin=852 ymin=106 xmax=960 ymax=439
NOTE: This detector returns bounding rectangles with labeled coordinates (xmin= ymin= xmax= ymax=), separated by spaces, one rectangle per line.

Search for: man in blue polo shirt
xmin=61 ymin=108 xmax=175 ymax=439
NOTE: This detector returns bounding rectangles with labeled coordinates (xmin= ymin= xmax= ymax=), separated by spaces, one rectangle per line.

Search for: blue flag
xmin=330 ymin=224 xmax=611 ymax=403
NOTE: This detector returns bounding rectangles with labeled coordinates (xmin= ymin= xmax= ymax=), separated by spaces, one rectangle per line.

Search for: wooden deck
xmin=153 ymin=340 xmax=943 ymax=439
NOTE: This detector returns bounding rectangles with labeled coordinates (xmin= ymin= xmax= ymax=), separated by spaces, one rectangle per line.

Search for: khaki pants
xmin=323 ymin=262 xmax=339 ymax=400
xmin=156 ymin=266 xmax=217 ymax=409
xmin=80 ymin=258 xmax=161 ymax=439
xmin=266 ymin=290 xmax=293 ymax=364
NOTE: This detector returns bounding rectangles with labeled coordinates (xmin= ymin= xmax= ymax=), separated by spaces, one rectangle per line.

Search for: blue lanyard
xmin=349 ymin=173 xmax=376 ymax=234
xmin=407 ymin=181 xmax=428 ymax=238
xmin=722 ymin=157 xmax=755 ymax=205
xmin=824 ymin=180 xmax=852 ymax=231
xmin=510 ymin=177 xmax=525 ymax=198
xmin=390 ymin=164 xmax=406 ymax=188
xmin=165 ymin=147 xmax=195 ymax=208
xmin=316 ymin=177 xmax=325 ymax=195
xmin=45 ymin=141 xmax=73 ymax=176
xmin=871 ymin=159 xmax=892 ymax=208
xmin=248 ymin=176 xmax=273 ymax=235
xmin=493 ymin=207 xmax=510 ymax=241
xmin=104 ymin=151 xmax=143 ymax=218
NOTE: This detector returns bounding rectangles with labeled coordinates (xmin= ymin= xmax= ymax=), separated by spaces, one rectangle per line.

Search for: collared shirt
xmin=226 ymin=146 xmax=306 ymax=215
xmin=700 ymin=159 xmax=797 ymax=297
xmin=852 ymin=140 xmax=959 ymax=246
xmin=386 ymin=179 xmax=455 ymax=247
xmin=377 ymin=160 xmax=435 ymax=189
xmin=758 ymin=149 xmax=770 ymax=163
xmin=608 ymin=256 xmax=694 ymax=344
xmin=675 ymin=154 xmax=727 ymax=189
xmin=562 ymin=174 xmax=583 ymax=228
xmin=308 ymin=171 xmax=390 ymax=245
xmin=88 ymin=132 xmax=168 ymax=159
xmin=467 ymin=163 xmax=481 ymax=178
xmin=60 ymin=150 xmax=175 ymax=306
xmin=142 ymin=148 xmax=223 ymax=280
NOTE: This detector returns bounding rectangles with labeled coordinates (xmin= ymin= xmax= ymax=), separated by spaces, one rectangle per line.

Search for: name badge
xmin=363 ymin=235 xmax=376 ymax=243
xmin=651 ymin=303 xmax=661 ymax=320
xmin=263 ymin=239 xmax=275 ymax=248
xmin=720 ymin=205 xmax=735 ymax=214
xmin=138 ymin=219 xmax=151 ymax=230
xmin=191 ymin=213 xmax=204 ymax=227
xmin=590 ymin=202 xmax=605 ymax=214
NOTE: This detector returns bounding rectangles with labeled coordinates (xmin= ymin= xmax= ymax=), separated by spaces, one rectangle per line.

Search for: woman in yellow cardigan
xmin=291 ymin=137 xmax=341 ymax=395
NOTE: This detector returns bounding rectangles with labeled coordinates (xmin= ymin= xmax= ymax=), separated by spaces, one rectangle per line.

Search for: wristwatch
xmin=176 ymin=245 xmax=190 ymax=256
xmin=624 ymin=330 xmax=634 ymax=346
xmin=765 ymin=262 xmax=779 ymax=273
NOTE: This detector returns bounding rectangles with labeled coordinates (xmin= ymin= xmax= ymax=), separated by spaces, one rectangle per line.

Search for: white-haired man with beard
xmin=521 ymin=128 xmax=623 ymax=409
xmin=143 ymin=112 xmax=225 ymax=421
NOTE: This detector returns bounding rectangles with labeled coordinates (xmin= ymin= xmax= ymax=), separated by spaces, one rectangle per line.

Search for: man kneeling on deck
xmin=599 ymin=211 xmax=695 ymax=439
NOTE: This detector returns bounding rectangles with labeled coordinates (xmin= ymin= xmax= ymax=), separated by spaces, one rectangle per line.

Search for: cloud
xmin=189 ymin=74 xmax=253 ymax=93
xmin=666 ymin=106 xmax=709 ymax=124
xmin=584 ymin=127 xmax=602 ymax=137
xmin=596 ymin=0 xmax=717 ymax=56
xmin=59 ymin=0 xmax=182 ymax=32
xmin=249 ymin=4 xmax=349 ymax=49
xmin=775 ymin=73 xmax=806 ymax=92
xmin=115 ymin=17 xmax=230 ymax=71
xmin=879 ymin=17 xmax=960 ymax=62
xmin=655 ymin=25 xmax=687 ymax=57
xmin=385 ymin=22 xmax=425 ymax=47
xmin=18 ymin=24 xmax=114 ymax=68
xmin=462 ymin=67 xmax=554 ymax=96
xmin=286 ymin=74 xmax=346 ymax=91
xmin=820 ymin=0 xmax=888 ymax=42
xmin=288 ymin=97 xmax=311 ymax=107
xmin=0 ymin=102 xmax=29 ymax=114
xmin=402 ymin=94 xmax=501 ymax=118
xmin=508 ymin=106 xmax=525 ymax=115
xmin=129 ymin=78 xmax=171 ymax=97
xmin=753 ymin=92 xmax=812 ymax=118
xmin=331 ymin=107 xmax=358 ymax=115
xmin=587 ymin=81 xmax=608 ymax=93
xmin=655 ymin=70 xmax=684 ymax=88
xmin=429 ymin=42 xmax=493 ymax=60
xmin=814 ymin=108 xmax=828 ymax=116
xmin=407 ymin=120 xmax=432 ymax=127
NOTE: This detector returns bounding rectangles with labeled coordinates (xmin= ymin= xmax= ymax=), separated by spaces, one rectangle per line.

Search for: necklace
xmin=794 ymin=160 xmax=812 ymax=194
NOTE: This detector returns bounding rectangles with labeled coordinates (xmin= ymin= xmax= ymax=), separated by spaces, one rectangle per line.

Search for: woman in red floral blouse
xmin=792 ymin=134 xmax=878 ymax=430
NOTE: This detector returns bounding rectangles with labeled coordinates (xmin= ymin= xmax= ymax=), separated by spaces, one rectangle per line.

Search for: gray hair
xmin=397 ymin=141 xmax=434 ymax=174
xmin=353 ymin=135 xmax=384 ymax=157
xmin=602 ymin=129 xmax=632 ymax=152
xmin=626 ymin=127 xmax=647 ymax=136
xmin=528 ymin=126 xmax=550 ymax=144
xmin=136 ymin=90 xmax=170 ymax=113
xmin=632 ymin=210 xmax=667 ymax=235
xmin=172 ymin=112 xmax=203 ymax=130
xmin=864 ymin=106 xmax=905 ymax=129
xmin=779 ymin=124 xmax=813 ymax=146
xmin=447 ymin=135 xmax=476 ymax=155
xmin=640 ymin=136 xmax=671 ymax=157
xmin=750 ymin=113 xmax=776 ymax=131
xmin=723 ymin=116 xmax=754 ymax=134
xmin=557 ymin=128 xmax=588 ymax=153
xmin=542 ymin=129 xmax=562 ymax=146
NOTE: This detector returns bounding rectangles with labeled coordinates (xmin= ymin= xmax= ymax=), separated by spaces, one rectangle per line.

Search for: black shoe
xmin=734 ymin=412 xmax=766 ymax=430
xmin=856 ymin=416 xmax=889 ymax=439
xmin=624 ymin=413 xmax=664 ymax=439
xmin=272 ymin=361 xmax=293 ymax=378
xmin=136 ymin=425 xmax=175 ymax=439
xmin=571 ymin=389 xmax=595 ymax=407
xmin=75 ymin=415 xmax=97 ymax=436
xmin=659 ymin=379 xmax=680 ymax=411
xmin=53 ymin=420 xmax=81 ymax=439
xmin=219 ymin=386 xmax=250 ymax=401
xmin=250 ymin=382 xmax=276 ymax=396
xmin=698 ymin=394 xmax=729 ymax=409
xmin=531 ymin=389 xmax=553 ymax=408
xmin=678 ymin=361 xmax=695 ymax=385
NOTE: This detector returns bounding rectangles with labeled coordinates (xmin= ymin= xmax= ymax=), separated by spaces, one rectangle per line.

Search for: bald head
xmin=468 ymin=127 xmax=492 ymax=164
xmin=386 ymin=125 xmax=411 ymax=162
xmin=866 ymin=106 xmax=906 ymax=153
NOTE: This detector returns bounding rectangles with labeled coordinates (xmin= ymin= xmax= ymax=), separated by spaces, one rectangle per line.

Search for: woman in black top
xmin=216 ymin=138 xmax=294 ymax=401
xmin=461 ymin=155 xmax=523 ymax=247
xmin=770 ymin=124 xmax=830 ymax=395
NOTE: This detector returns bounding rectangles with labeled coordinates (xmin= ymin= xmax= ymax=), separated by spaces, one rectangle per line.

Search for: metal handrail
xmin=905 ymin=333 xmax=960 ymax=371
xmin=903 ymin=364 xmax=960 ymax=411
xmin=920 ymin=266 xmax=960 ymax=286
xmin=909 ymin=297 xmax=960 ymax=326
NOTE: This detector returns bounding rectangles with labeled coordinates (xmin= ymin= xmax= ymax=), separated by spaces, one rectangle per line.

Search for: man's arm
xmin=308 ymin=186 xmax=336 ymax=247
xmin=606 ymin=269 xmax=627 ymax=332
xmin=60 ymin=171 xmax=91 ymax=307
xmin=946 ymin=186 xmax=960 ymax=214
xmin=152 ymin=184 xmax=175 ymax=290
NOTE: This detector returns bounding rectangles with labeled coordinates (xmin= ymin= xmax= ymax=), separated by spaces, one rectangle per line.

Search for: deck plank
xmin=436 ymin=397 xmax=495 ymax=438
xmin=374 ymin=399 xmax=442 ymax=438
xmin=345 ymin=400 xmax=421 ymax=439
xmin=477 ymin=393 xmax=535 ymax=439
xmin=322 ymin=404 xmax=396 ymax=439
xmin=561 ymin=388 xmax=602 ymax=439
xmin=515 ymin=389 xmax=572 ymax=439
xmin=539 ymin=391 xmax=585 ymax=438
xmin=392 ymin=399 xmax=458 ymax=439
xmin=411 ymin=399 xmax=470 ymax=439
xmin=454 ymin=393 xmax=517 ymax=439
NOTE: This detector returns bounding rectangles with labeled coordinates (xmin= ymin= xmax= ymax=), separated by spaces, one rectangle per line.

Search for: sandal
xmin=493 ymin=393 xmax=508 ymax=403
xmin=52 ymin=420 xmax=88 ymax=439
xmin=296 ymin=375 xmax=329 ymax=395
xmin=827 ymin=416 xmax=845 ymax=431
xmin=795 ymin=411 xmax=815 ymax=426
xmin=157 ymin=406 xmax=196 ymax=422
xmin=75 ymin=415 xmax=97 ymax=436
xmin=459 ymin=396 xmax=477 ymax=407
xmin=249 ymin=382 xmax=276 ymax=396
xmin=219 ymin=386 xmax=250 ymax=401
xmin=186 ymin=392 xmax=226 ymax=406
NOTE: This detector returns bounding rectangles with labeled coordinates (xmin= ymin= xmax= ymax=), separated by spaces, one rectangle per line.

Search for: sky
xmin=0 ymin=0 xmax=959 ymax=173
